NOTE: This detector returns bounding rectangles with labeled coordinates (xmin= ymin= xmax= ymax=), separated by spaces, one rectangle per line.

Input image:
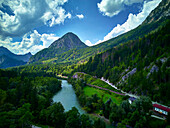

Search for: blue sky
xmin=0 ymin=0 xmax=161 ymax=54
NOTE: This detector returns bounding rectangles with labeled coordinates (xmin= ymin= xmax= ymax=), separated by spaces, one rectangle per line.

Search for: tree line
xmin=75 ymin=20 xmax=170 ymax=106
xmin=69 ymin=77 xmax=170 ymax=127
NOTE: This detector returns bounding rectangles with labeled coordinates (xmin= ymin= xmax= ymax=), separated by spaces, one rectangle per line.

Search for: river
xmin=53 ymin=80 xmax=85 ymax=114
xmin=53 ymin=80 xmax=115 ymax=128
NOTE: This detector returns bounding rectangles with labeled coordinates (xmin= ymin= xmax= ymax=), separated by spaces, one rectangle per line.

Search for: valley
xmin=0 ymin=0 xmax=170 ymax=127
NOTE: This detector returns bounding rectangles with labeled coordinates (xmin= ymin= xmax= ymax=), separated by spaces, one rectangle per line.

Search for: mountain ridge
xmin=76 ymin=15 xmax=170 ymax=106
xmin=0 ymin=46 xmax=32 ymax=62
xmin=29 ymin=0 xmax=169 ymax=64
xmin=29 ymin=32 xmax=87 ymax=63
xmin=143 ymin=0 xmax=170 ymax=24
xmin=49 ymin=32 xmax=87 ymax=49
xmin=0 ymin=46 xmax=32 ymax=68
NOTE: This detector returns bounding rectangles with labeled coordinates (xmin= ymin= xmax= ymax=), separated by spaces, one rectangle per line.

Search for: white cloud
xmin=0 ymin=30 xmax=59 ymax=55
xmin=97 ymin=0 xmax=145 ymax=17
xmin=41 ymin=33 xmax=59 ymax=47
xmin=85 ymin=40 xmax=93 ymax=46
xmin=85 ymin=40 xmax=104 ymax=47
xmin=99 ymin=0 xmax=161 ymax=42
xmin=48 ymin=7 xmax=72 ymax=27
xmin=76 ymin=14 xmax=84 ymax=19
xmin=0 ymin=0 xmax=70 ymax=39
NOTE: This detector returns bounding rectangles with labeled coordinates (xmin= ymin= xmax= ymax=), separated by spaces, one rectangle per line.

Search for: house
xmin=128 ymin=97 xmax=136 ymax=104
xmin=153 ymin=104 xmax=170 ymax=115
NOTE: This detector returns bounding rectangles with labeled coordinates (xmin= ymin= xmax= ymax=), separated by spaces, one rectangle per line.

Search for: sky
xmin=0 ymin=0 xmax=161 ymax=55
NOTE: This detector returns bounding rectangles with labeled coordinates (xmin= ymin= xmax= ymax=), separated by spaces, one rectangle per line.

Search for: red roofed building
xmin=153 ymin=104 xmax=170 ymax=115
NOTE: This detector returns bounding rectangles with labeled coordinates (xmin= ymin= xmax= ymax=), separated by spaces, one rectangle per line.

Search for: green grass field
xmin=83 ymin=86 xmax=123 ymax=105
xmin=76 ymin=72 xmax=121 ymax=93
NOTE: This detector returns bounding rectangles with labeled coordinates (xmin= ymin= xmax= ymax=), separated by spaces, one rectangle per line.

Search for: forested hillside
xmin=76 ymin=19 xmax=170 ymax=105
xmin=29 ymin=0 xmax=169 ymax=65
xmin=1 ymin=0 xmax=170 ymax=127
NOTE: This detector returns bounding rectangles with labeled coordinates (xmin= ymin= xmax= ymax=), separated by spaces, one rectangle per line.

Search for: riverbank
xmin=56 ymin=74 xmax=68 ymax=79
xmin=72 ymin=72 xmax=124 ymax=105
xmin=69 ymin=73 xmax=126 ymax=126
xmin=72 ymin=72 xmax=170 ymax=122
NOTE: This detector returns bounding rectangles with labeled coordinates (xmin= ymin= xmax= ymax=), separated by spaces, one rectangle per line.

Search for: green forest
xmin=0 ymin=0 xmax=170 ymax=127
xmin=76 ymin=20 xmax=170 ymax=106
xmin=0 ymin=69 xmax=108 ymax=128
xmin=68 ymin=73 xmax=169 ymax=128
xmin=1 ymin=16 xmax=169 ymax=128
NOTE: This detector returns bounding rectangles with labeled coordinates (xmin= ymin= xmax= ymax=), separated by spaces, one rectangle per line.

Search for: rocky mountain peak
xmin=49 ymin=32 xmax=87 ymax=49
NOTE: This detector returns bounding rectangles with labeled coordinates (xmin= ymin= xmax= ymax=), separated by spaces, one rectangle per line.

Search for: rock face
xmin=49 ymin=32 xmax=87 ymax=50
xmin=29 ymin=32 xmax=88 ymax=63
xmin=0 ymin=46 xmax=32 ymax=68
xmin=147 ymin=65 xmax=159 ymax=78
xmin=122 ymin=68 xmax=137 ymax=81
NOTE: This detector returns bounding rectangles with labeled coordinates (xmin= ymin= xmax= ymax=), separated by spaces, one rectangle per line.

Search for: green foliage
xmin=0 ymin=69 xmax=62 ymax=127
xmin=0 ymin=89 xmax=6 ymax=106
xmin=0 ymin=69 xmax=104 ymax=127
xmin=80 ymin=114 xmax=93 ymax=128
xmin=69 ymin=73 xmax=124 ymax=115
xmin=40 ymin=102 xmax=65 ymax=128
xmin=93 ymin=118 xmax=106 ymax=128
xmin=0 ymin=103 xmax=33 ymax=128
xmin=75 ymin=72 xmax=121 ymax=93
xmin=76 ymin=20 xmax=170 ymax=105
xmin=83 ymin=86 xmax=123 ymax=105
xmin=13 ymin=63 xmax=78 ymax=78
xmin=65 ymin=107 xmax=81 ymax=128
xmin=30 ymin=18 xmax=169 ymax=66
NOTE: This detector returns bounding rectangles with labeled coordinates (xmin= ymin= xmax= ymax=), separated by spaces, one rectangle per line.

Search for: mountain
xmin=49 ymin=32 xmax=87 ymax=50
xmin=0 ymin=46 xmax=32 ymax=68
xmin=0 ymin=46 xmax=32 ymax=62
xmin=73 ymin=0 xmax=170 ymax=105
xmin=0 ymin=55 xmax=26 ymax=69
xmin=143 ymin=0 xmax=170 ymax=24
xmin=30 ymin=0 xmax=169 ymax=65
xmin=29 ymin=32 xmax=88 ymax=63
xmin=76 ymin=14 xmax=170 ymax=106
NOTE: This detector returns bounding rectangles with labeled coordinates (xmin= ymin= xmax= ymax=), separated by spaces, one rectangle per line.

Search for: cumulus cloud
xmin=99 ymin=0 xmax=161 ymax=42
xmin=97 ymin=0 xmax=145 ymax=17
xmin=85 ymin=40 xmax=93 ymax=46
xmin=0 ymin=30 xmax=59 ymax=55
xmin=0 ymin=0 xmax=70 ymax=39
xmin=85 ymin=40 xmax=104 ymax=47
xmin=76 ymin=14 xmax=84 ymax=19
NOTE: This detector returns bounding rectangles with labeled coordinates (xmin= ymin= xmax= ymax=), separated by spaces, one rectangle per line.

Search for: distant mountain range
xmin=1 ymin=0 xmax=169 ymax=67
xmin=29 ymin=0 xmax=170 ymax=65
xmin=0 ymin=46 xmax=32 ymax=68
